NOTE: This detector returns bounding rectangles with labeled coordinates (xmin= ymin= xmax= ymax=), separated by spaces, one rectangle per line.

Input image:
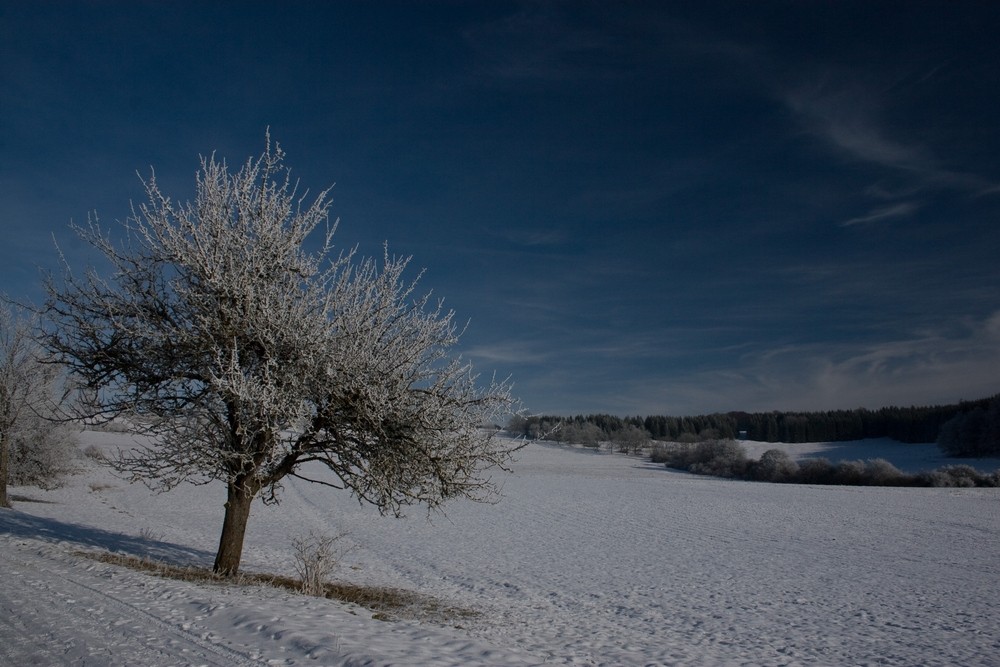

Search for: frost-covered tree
xmin=0 ymin=304 xmax=76 ymax=507
xmin=609 ymin=424 xmax=650 ymax=455
xmin=38 ymin=136 xmax=518 ymax=574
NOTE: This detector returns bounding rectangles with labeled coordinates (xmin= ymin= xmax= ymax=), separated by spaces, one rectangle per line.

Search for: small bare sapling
xmin=292 ymin=530 xmax=352 ymax=596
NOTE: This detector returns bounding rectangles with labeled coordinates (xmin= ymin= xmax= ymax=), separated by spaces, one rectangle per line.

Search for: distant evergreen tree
xmin=937 ymin=396 xmax=1000 ymax=457
xmin=513 ymin=394 xmax=1000 ymax=455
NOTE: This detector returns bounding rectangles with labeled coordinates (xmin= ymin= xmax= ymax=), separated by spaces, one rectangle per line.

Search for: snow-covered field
xmin=2 ymin=432 xmax=999 ymax=666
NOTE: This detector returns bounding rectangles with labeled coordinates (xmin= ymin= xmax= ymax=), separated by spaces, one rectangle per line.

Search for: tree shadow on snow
xmin=0 ymin=509 xmax=215 ymax=567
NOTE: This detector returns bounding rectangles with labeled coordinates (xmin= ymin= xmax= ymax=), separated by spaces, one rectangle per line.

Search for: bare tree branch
xmin=36 ymin=135 xmax=521 ymax=573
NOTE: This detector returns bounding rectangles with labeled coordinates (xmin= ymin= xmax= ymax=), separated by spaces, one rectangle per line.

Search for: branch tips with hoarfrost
xmin=38 ymin=135 xmax=520 ymax=574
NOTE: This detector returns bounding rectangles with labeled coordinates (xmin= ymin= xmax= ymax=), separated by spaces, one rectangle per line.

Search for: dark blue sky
xmin=3 ymin=1 xmax=999 ymax=416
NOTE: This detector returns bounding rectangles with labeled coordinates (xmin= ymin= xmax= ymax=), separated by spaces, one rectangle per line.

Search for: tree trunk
xmin=0 ymin=433 xmax=9 ymax=509
xmin=213 ymin=478 xmax=255 ymax=575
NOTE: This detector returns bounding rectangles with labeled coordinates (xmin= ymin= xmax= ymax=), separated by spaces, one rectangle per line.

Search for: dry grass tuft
xmin=76 ymin=550 xmax=479 ymax=624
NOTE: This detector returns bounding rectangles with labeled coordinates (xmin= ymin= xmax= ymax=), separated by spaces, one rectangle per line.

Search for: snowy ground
xmin=2 ymin=432 xmax=999 ymax=666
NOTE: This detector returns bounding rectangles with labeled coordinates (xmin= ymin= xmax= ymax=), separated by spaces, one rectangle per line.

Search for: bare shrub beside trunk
xmin=292 ymin=531 xmax=351 ymax=596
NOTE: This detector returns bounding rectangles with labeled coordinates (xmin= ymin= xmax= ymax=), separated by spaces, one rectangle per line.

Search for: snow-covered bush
xmin=7 ymin=421 xmax=77 ymax=489
xmin=751 ymin=449 xmax=799 ymax=482
xmin=689 ymin=441 xmax=749 ymax=478
xmin=863 ymin=458 xmax=908 ymax=486
xmin=919 ymin=465 xmax=981 ymax=488
xmin=832 ymin=459 xmax=867 ymax=485
xmin=650 ymin=442 xmax=973 ymax=487
xmin=796 ymin=457 xmax=835 ymax=485
xmin=82 ymin=444 xmax=106 ymax=461
xmin=652 ymin=439 xmax=750 ymax=478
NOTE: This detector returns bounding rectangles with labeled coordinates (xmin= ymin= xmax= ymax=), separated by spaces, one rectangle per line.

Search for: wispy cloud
xmin=783 ymin=77 xmax=1000 ymax=198
xmin=513 ymin=309 xmax=1000 ymax=416
xmin=463 ymin=340 xmax=551 ymax=366
xmin=840 ymin=201 xmax=921 ymax=227
xmin=700 ymin=311 xmax=1000 ymax=412
xmin=785 ymin=82 xmax=930 ymax=173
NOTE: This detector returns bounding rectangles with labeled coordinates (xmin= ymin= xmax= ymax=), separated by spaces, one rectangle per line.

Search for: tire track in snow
xmin=0 ymin=538 xmax=270 ymax=667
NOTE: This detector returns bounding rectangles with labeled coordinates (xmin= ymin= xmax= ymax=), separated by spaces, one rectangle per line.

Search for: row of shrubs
xmin=650 ymin=440 xmax=1000 ymax=488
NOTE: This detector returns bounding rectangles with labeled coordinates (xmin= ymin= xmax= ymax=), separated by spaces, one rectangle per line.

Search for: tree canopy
xmin=39 ymin=136 xmax=518 ymax=574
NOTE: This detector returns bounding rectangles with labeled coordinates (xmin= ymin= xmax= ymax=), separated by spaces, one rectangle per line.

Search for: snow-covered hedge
xmin=651 ymin=440 xmax=1000 ymax=487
